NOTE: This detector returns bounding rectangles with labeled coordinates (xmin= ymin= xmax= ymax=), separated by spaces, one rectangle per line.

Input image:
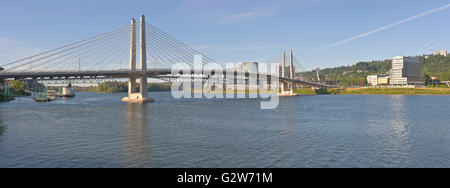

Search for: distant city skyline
xmin=0 ymin=0 xmax=449 ymax=70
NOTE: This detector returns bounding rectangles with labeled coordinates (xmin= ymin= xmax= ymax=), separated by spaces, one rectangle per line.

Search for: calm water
xmin=0 ymin=92 xmax=449 ymax=168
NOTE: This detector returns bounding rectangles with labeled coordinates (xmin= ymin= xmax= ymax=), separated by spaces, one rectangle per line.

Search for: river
xmin=0 ymin=92 xmax=449 ymax=167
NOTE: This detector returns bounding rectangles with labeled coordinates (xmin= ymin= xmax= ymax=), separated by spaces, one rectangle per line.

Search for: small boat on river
xmin=33 ymin=93 xmax=52 ymax=102
xmin=60 ymin=84 xmax=75 ymax=98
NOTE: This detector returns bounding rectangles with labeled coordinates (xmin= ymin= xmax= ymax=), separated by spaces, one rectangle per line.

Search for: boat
xmin=33 ymin=93 xmax=52 ymax=102
xmin=60 ymin=84 xmax=75 ymax=98
xmin=47 ymin=89 xmax=58 ymax=100
xmin=33 ymin=86 xmax=53 ymax=102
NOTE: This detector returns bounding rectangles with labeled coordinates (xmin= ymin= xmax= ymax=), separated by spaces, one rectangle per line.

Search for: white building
xmin=390 ymin=56 xmax=423 ymax=86
xmin=367 ymin=75 xmax=378 ymax=86
xmin=377 ymin=75 xmax=390 ymax=85
xmin=435 ymin=50 xmax=447 ymax=57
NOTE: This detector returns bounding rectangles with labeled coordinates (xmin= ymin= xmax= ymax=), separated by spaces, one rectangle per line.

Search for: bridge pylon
xmin=128 ymin=18 xmax=137 ymax=96
xmin=281 ymin=51 xmax=286 ymax=93
xmin=278 ymin=50 xmax=298 ymax=97
xmin=289 ymin=50 xmax=295 ymax=93
xmin=122 ymin=15 xmax=154 ymax=103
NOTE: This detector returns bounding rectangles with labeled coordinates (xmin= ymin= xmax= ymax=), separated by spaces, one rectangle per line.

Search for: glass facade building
xmin=390 ymin=56 xmax=423 ymax=85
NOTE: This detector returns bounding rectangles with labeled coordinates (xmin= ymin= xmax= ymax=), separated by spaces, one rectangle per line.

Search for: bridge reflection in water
xmin=125 ymin=103 xmax=150 ymax=167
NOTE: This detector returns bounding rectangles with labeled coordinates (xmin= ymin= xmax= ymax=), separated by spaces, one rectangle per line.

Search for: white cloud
xmin=214 ymin=8 xmax=278 ymax=24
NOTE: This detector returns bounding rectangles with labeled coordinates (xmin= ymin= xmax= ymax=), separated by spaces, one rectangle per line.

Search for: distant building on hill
xmin=434 ymin=50 xmax=447 ymax=57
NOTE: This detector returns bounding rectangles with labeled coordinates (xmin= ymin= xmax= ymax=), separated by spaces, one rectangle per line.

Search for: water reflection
xmin=387 ymin=95 xmax=411 ymax=160
xmin=124 ymin=104 xmax=150 ymax=167
xmin=389 ymin=96 xmax=409 ymax=138
xmin=273 ymin=100 xmax=296 ymax=165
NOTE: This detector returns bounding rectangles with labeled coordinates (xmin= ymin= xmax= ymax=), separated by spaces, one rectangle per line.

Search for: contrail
xmin=318 ymin=3 xmax=450 ymax=52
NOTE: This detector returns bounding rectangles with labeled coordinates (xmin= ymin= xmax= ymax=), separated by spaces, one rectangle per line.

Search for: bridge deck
xmin=0 ymin=69 xmax=330 ymax=88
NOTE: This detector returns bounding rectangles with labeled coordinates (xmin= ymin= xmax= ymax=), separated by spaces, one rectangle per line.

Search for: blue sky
xmin=0 ymin=0 xmax=449 ymax=70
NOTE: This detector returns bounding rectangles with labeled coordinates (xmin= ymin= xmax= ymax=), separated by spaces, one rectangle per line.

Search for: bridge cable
xmin=32 ymin=27 xmax=131 ymax=72
xmin=3 ymin=26 xmax=131 ymax=72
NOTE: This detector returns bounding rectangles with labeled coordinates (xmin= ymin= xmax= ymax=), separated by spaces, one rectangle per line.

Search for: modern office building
xmin=367 ymin=75 xmax=378 ymax=86
xmin=377 ymin=75 xmax=390 ymax=85
xmin=389 ymin=56 xmax=423 ymax=86
xmin=367 ymin=74 xmax=390 ymax=86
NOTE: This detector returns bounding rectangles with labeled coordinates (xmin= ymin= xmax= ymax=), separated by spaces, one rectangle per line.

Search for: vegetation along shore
xmin=295 ymin=88 xmax=450 ymax=95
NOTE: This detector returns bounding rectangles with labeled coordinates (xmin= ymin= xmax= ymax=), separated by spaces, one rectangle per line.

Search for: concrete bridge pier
xmin=122 ymin=15 xmax=154 ymax=103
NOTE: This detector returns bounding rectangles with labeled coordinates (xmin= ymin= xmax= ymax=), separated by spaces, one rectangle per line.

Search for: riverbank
xmin=0 ymin=94 xmax=14 ymax=102
xmin=0 ymin=89 xmax=31 ymax=102
xmin=295 ymin=88 xmax=450 ymax=95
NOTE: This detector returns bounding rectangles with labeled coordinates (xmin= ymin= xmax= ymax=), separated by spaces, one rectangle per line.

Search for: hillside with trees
xmin=419 ymin=55 xmax=450 ymax=81
xmin=300 ymin=54 xmax=450 ymax=86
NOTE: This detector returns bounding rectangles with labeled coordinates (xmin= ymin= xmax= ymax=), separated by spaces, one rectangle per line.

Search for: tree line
xmin=300 ymin=54 xmax=450 ymax=86
xmin=79 ymin=81 xmax=172 ymax=93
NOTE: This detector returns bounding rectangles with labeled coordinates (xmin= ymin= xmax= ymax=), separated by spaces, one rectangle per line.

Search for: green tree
xmin=424 ymin=74 xmax=432 ymax=85
xmin=96 ymin=82 xmax=128 ymax=93
xmin=420 ymin=55 xmax=450 ymax=81
xmin=148 ymin=83 xmax=171 ymax=91
xmin=9 ymin=80 xmax=26 ymax=90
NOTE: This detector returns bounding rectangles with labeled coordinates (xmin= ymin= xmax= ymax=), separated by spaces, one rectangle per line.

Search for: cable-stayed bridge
xmin=0 ymin=15 xmax=328 ymax=103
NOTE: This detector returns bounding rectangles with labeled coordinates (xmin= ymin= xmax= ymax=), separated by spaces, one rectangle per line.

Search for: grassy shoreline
xmin=295 ymin=88 xmax=450 ymax=95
